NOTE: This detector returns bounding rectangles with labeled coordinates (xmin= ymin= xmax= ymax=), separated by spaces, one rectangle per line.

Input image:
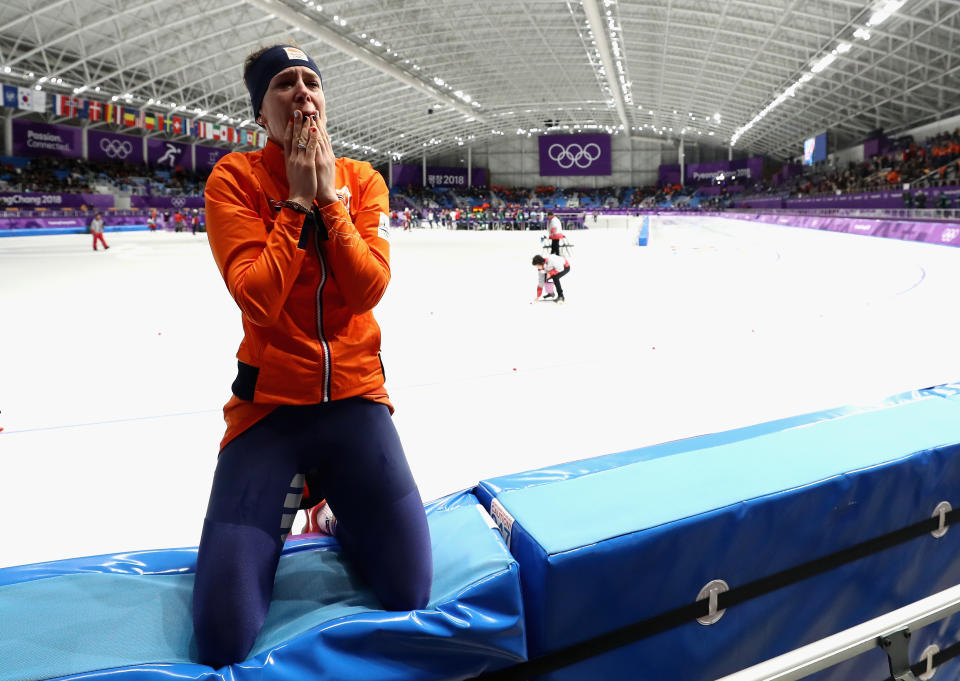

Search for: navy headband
xmin=246 ymin=45 xmax=322 ymax=119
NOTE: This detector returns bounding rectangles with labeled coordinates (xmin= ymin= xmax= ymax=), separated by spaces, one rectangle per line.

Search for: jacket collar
xmin=262 ymin=138 xmax=287 ymax=185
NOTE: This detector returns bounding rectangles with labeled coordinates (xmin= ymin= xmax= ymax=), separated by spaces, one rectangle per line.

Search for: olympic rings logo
xmin=99 ymin=138 xmax=133 ymax=159
xmin=171 ymin=197 xmax=186 ymax=208
xmin=548 ymin=142 xmax=602 ymax=169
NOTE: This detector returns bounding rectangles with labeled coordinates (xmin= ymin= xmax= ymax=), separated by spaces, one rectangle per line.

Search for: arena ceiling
xmin=0 ymin=0 xmax=958 ymax=164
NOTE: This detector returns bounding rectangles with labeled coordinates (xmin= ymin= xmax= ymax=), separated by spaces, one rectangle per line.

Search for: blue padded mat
xmin=0 ymin=492 xmax=525 ymax=681
xmin=476 ymin=385 xmax=960 ymax=679
xmin=488 ymin=394 xmax=960 ymax=555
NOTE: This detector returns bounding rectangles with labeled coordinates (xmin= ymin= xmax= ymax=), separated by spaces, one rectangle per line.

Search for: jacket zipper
xmin=313 ymin=236 xmax=332 ymax=401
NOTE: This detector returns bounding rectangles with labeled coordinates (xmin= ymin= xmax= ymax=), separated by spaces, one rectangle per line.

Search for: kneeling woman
xmin=193 ymin=43 xmax=432 ymax=667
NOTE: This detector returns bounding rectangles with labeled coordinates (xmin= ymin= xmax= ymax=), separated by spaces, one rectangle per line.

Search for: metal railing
xmin=716 ymin=583 xmax=960 ymax=681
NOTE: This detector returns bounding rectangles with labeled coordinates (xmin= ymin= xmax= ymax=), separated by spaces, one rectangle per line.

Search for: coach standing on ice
xmin=545 ymin=210 xmax=563 ymax=255
xmin=193 ymin=42 xmax=432 ymax=667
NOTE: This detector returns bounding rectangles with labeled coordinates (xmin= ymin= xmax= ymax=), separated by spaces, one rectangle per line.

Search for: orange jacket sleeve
xmin=205 ymin=157 xmax=309 ymax=327
xmin=317 ymin=167 xmax=391 ymax=314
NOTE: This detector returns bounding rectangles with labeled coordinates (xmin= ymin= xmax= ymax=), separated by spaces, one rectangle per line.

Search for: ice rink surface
xmin=3 ymin=216 xmax=960 ymax=568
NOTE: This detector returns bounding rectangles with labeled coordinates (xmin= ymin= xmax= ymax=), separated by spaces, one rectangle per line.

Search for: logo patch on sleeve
xmin=378 ymin=212 xmax=391 ymax=240
xmin=283 ymin=47 xmax=309 ymax=62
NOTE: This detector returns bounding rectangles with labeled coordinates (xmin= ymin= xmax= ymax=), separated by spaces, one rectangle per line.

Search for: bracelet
xmin=273 ymin=199 xmax=311 ymax=214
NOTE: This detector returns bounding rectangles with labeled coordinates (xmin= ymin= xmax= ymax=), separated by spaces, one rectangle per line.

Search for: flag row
xmin=2 ymin=85 xmax=267 ymax=147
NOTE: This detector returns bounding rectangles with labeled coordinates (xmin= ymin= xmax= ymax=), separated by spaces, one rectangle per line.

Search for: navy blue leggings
xmin=192 ymin=397 xmax=432 ymax=668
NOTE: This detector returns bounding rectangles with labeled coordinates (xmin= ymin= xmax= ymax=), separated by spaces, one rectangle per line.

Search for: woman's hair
xmin=243 ymin=40 xmax=303 ymax=87
xmin=532 ymin=255 xmax=545 ymax=266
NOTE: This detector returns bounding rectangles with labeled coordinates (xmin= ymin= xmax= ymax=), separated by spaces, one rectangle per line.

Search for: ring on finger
xmin=297 ymin=143 xmax=307 ymax=150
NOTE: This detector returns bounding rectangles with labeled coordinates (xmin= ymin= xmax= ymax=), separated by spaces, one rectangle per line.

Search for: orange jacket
xmin=205 ymin=140 xmax=392 ymax=448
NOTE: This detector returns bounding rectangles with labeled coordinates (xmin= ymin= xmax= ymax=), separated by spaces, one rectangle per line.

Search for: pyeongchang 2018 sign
xmin=538 ymin=134 xmax=611 ymax=176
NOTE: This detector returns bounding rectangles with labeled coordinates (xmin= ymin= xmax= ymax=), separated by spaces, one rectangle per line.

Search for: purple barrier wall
xmin=722 ymin=212 xmax=960 ymax=247
xmin=538 ymin=134 xmax=612 ymax=176
xmin=130 ymin=196 xmax=204 ymax=209
xmin=734 ymin=185 xmax=960 ymax=210
xmin=88 ymin=130 xmax=144 ymax=164
xmin=0 ymin=192 xmax=114 ymax=209
xmin=12 ymin=120 xmax=82 ymax=158
xmin=391 ymin=164 xmax=487 ymax=188
xmin=0 ymin=214 xmax=147 ymax=231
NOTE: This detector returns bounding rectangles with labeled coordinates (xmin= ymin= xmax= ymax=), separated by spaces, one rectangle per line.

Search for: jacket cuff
xmin=317 ymin=199 xmax=350 ymax=223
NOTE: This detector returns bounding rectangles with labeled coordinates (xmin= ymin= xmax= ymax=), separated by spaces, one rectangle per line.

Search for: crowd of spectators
xmin=4 ymin=124 xmax=960 ymax=216
xmin=0 ymin=156 xmax=209 ymax=198
xmin=744 ymin=128 xmax=960 ymax=200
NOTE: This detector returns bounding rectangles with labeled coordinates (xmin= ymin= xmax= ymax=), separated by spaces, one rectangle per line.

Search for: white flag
xmin=18 ymin=87 xmax=46 ymax=112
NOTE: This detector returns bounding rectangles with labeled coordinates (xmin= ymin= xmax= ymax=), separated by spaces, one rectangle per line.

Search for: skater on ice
xmin=532 ymin=253 xmax=570 ymax=303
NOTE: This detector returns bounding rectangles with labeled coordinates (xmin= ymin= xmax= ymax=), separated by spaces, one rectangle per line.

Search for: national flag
xmin=195 ymin=120 xmax=210 ymax=139
xmin=105 ymin=103 xmax=123 ymax=125
xmin=162 ymin=115 xmax=174 ymax=135
xmin=184 ymin=118 xmax=196 ymax=137
xmin=123 ymin=109 xmax=137 ymax=127
xmin=245 ymin=130 xmax=256 ymax=146
xmin=88 ymin=100 xmax=103 ymax=121
xmin=257 ymin=131 xmax=268 ymax=147
xmin=218 ymin=125 xmax=229 ymax=142
xmin=2 ymin=85 xmax=17 ymax=109
xmin=155 ymin=113 xmax=165 ymax=132
xmin=17 ymin=87 xmax=46 ymax=112
xmin=76 ymin=99 xmax=90 ymax=119
xmin=135 ymin=109 xmax=145 ymax=127
xmin=172 ymin=116 xmax=183 ymax=135
xmin=53 ymin=94 xmax=79 ymax=117
xmin=144 ymin=113 xmax=156 ymax=130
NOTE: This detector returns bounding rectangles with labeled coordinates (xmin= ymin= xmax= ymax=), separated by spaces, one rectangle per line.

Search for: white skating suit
xmin=543 ymin=254 xmax=569 ymax=277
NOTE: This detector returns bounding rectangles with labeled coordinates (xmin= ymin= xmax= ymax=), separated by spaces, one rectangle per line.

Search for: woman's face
xmin=258 ymin=65 xmax=325 ymax=141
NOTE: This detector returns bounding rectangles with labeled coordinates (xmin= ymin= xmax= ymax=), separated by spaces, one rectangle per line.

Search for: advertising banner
xmin=538 ymin=134 xmax=612 ymax=176
xmin=147 ymin=138 xmax=190 ymax=168
xmin=424 ymin=166 xmax=487 ymax=188
xmin=12 ymin=120 xmax=82 ymax=158
xmin=88 ymin=129 xmax=144 ymax=164
xmin=195 ymin=145 xmax=231 ymax=172
xmin=390 ymin=164 xmax=487 ymax=188
xmin=660 ymin=157 xmax=762 ymax=186
xmin=0 ymin=192 xmax=114 ymax=209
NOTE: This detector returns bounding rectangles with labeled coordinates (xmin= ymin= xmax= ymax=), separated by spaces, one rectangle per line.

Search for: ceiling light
xmin=867 ymin=0 xmax=906 ymax=26
xmin=810 ymin=53 xmax=837 ymax=73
